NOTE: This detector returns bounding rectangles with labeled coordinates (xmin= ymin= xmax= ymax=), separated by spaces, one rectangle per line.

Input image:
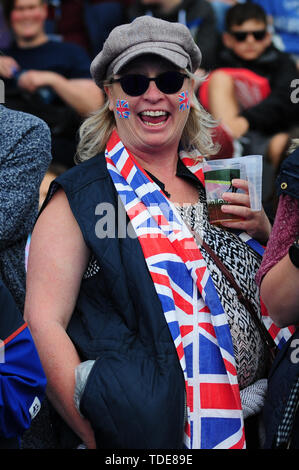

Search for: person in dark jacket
xmin=199 ymin=2 xmax=299 ymax=163
xmin=127 ymin=0 xmax=219 ymax=71
xmin=25 ymin=16 xmax=290 ymax=450
xmin=0 ymin=279 xmax=46 ymax=448
xmin=0 ymin=0 xmax=103 ymax=168
xmin=256 ymin=140 xmax=299 ymax=448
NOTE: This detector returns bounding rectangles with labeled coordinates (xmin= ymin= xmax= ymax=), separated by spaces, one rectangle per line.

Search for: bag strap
xmin=187 ymin=225 xmax=277 ymax=361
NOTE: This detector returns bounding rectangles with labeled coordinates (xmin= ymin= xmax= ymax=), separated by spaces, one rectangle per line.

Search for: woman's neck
xmin=127 ymin=144 xmax=179 ymax=183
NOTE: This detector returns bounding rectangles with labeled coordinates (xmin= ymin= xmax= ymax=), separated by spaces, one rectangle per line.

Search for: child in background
xmin=199 ymin=2 xmax=299 ymax=164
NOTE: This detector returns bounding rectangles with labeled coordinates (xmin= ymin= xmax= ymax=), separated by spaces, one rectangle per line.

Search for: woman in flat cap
xmin=24 ymin=16 xmax=291 ymax=449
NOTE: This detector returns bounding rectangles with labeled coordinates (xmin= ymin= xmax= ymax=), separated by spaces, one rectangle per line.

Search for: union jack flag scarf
xmin=105 ymin=130 xmax=293 ymax=449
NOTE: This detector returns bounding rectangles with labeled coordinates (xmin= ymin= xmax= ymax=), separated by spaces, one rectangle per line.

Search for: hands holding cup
xmin=203 ymin=155 xmax=271 ymax=245
xmin=220 ymin=178 xmax=271 ymax=244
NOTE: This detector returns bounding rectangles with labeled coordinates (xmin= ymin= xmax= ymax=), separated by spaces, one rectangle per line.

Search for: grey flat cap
xmin=91 ymin=16 xmax=202 ymax=87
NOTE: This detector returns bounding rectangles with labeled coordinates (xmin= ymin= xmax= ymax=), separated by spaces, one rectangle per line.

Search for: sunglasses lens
xmin=231 ymin=30 xmax=266 ymax=41
xmin=118 ymin=72 xmax=186 ymax=96
xmin=253 ymin=30 xmax=266 ymax=40
xmin=156 ymin=72 xmax=185 ymax=94
xmin=233 ymin=32 xmax=247 ymax=41
xmin=120 ymin=75 xmax=149 ymax=96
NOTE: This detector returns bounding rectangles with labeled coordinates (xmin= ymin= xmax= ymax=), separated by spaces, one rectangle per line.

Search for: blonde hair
xmin=75 ymin=72 xmax=218 ymax=163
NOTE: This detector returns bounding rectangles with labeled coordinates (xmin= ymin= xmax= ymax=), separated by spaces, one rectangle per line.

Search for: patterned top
xmin=176 ymin=186 xmax=268 ymax=390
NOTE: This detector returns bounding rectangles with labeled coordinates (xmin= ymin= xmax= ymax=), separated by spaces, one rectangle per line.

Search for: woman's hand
xmin=220 ymin=178 xmax=271 ymax=244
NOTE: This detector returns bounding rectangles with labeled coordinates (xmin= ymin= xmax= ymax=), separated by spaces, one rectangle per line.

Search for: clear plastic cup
xmin=202 ymin=155 xmax=263 ymax=225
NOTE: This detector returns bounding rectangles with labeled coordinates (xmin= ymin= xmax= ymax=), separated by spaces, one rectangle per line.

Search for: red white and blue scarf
xmin=105 ymin=130 xmax=293 ymax=449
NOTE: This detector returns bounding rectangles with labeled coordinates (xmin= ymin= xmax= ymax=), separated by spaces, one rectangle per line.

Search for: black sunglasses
xmin=229 ymin=29 xmax=267 ymax=42
xmin=109 ymin=71 xmax=189 ymax=96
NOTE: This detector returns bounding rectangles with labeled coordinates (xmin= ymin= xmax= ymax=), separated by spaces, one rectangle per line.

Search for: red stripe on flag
xmin=150 ymin=271 xmax=171 ymax=288
xmin=180 ymin=158 xmax=205 ymax=185
xmin=141 ymin=238 xmax=171 ymax=259
xmin=186 ymin=382 xmax=194 ymax=412
xmin=172 ymin=237 xmax=198 ymax=263
xmin=200 ymin=383 xmax=240 ymax=409
xmin=185 ymin=421 xmax=191 ymax=438
xmin=268 ymin=322 xmax=281 ymax=340
xmin=194 ymin=169 xmax=205 ymax=186
xmin=230 ymin=429 xmax=246 ymax=449
xmin=180 ymin=325 xmax=193 ymax=338
xmin=199 ymin=322 xmax=216 ymax=338
xmin=153 ymin=214 xmax=169 ymax=227
xmin=173 ymin=289 xmax=193 ymax=315
xmin=106 ymin=129 xmax=120 ymax=152
xmin=223 ymin=358 xmax=237 ymax=377
xmin=177 ymin=341 xmax=184 ymax=361
xmin=199 ymin=306 xmax=210 ymax=313
xmin=121 ymin=156 xmax=134 ymax=180
xmin=195 ymin=266 xmax=207 ymax=281
xmin=127 ymin=202 xmax=145 ymax=219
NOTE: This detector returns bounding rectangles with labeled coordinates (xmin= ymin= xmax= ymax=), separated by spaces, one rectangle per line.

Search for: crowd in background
xmin=0 ymin=0 xmax=298 ymax=450
xmin=1 ymin=0 xmax=298 ymax=215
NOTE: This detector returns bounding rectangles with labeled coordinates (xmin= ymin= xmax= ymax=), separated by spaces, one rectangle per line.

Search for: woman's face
xmin=105 ymin=57 xmax=194 ymax=159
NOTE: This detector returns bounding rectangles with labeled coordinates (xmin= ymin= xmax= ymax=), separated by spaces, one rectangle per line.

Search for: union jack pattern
xmin=116 ymin=99 xmax=130 ymax=119
xmin=178 ymin=91 xmax=190 ymax=111
xmin=105 ymin=130 xmax=293 ymax=449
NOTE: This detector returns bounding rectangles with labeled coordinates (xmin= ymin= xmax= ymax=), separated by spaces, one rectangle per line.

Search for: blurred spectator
xmin=0 ymin=104 xmax=51 ymax=313
xmin=256 ymin=140 xmax=299 ymax=449
xmin=0 ymin=105 xmax=50 ymax=450
xmin=46 ymin=0 xmax=126 ymax=57
xmin=208 ymin=0 xmax=241 ymax=32
xmin=250 ymin=0 xmax=299 ymax=70
xmin=199 ymin=2 xmax=299 ymax=164
xmin=0 ymin=4 xmax=11 ymax=48
xmin=127 ymin=0 xmax=219 ymax=71
xmin=0 ymin=0 xmax=103 ymax=168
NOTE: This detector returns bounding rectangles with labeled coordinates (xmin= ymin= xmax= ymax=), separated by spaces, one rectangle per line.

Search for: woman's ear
xmin=104 ymin=85 xmax=114 ymax=111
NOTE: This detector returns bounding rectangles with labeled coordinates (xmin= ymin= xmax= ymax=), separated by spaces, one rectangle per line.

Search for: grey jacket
xmin=0 ymin=105 xmax=51 ymax=312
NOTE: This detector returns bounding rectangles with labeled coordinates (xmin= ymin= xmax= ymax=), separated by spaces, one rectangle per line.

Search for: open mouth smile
xmin=139 ymin=110 xmax=170 ymax=126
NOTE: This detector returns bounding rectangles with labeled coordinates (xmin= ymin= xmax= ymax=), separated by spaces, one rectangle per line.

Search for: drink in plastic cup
xmin=203 ymin=162 xmax=243 ymax=225
xmin=203 ymin=155 xmax=263 ymax=225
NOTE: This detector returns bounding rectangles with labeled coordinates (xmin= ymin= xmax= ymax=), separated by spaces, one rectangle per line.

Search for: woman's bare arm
xmin=24 ymin=189 xmax=95 ymax=448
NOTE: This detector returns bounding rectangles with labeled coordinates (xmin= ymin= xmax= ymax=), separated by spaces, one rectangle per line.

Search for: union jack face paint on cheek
xmin=116 ymin=99 xmax=130 ymax=119
xmin=178 ymin=91 xmax=190 ymax=111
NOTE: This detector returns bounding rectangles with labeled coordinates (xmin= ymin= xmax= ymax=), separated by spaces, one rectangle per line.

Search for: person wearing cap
xmin=24 ymin=16 xmax=287 ymax=450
